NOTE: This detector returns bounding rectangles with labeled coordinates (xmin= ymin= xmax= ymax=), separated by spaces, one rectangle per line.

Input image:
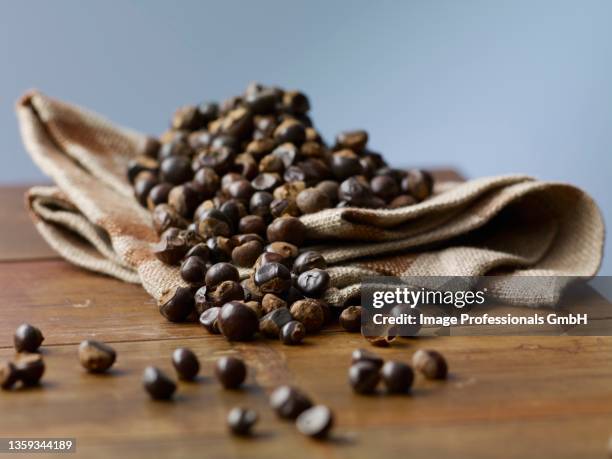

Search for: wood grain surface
xmin=0 ymin=181 xmax=610 ymax=459
xmin=0 ymin=185 xmax=57 ymax=261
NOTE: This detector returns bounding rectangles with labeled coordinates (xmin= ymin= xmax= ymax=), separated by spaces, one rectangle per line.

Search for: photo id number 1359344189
xmin=0 ymin=438 xmax=76 ymax=453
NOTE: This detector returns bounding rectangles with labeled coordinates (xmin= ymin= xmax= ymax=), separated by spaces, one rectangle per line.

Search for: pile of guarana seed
xmin=127 ymin=83 xmax=434 ymax=344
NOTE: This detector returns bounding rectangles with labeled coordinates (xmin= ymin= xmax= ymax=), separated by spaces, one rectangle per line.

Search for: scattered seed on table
xmin=215 ymin=356 xmax=246 ymax=389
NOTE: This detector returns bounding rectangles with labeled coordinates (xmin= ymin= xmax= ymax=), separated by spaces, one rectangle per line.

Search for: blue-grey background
xmin=1 ymin=0 xmax=610 ymax=273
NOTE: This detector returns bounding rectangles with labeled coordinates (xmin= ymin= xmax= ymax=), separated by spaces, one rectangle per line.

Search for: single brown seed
xmin=205 ymin=262 xmax=240 ymax=288
xmin=273 ymin=180 xmax=306 ymax=201
xmin=254 ymin=252 xmax=285 ymax=271
xmin=259 ymin=307 xmax=293 ymax=338
xmin=335 ymin=129 xmax=368 ymax=153
xmin=238 ymin=215 xmax=266 ymax=236
xmin=158 ymin=286 xmax=195 ymax=322
xmin=296 ymin=269 xmax=330 ymax=298
xmin=197 ymin=101 xmax=219 ymax=124
xmin=197 ymin=209 xmax=233 ymax=239
xmin=266 ymin=216 xmax=307 ymax=246
xmin=217 ymin=301 xmax=259 ymax=341
xmin=412 ymin=349 xmax=448 ymax=380
xmin=280 ymin=321 xmax=306 ymax=345
xmin=401 ymin=169 xmax=434 ymax=201
xmin=259 ymin=154 xmax=285 ymax=173
xmin=251 ymin=172 xmax=282 ymax=192
xmin=147 ymin=183 xmax=172 ymax=210
xmin=365 ymin=332 xmax=397 ymax=348
xmin=172 ymin=347 xmax=200 ymax=381
xmin=226 ymin=179 xmax=254 ymax=202
xmin=296 ymin=188 xmax=331 ymax=214
xmin=381 ymin=361 xmax=414 ymax=393
xmin=330 ymin=150 xmax=363 ymax=180
xmin=194 ymin=286 xmax=214 ymax=315
xmin=0 ymin=361 xmax=18 ymax=390
xmin=389 ymin=194 xmax=417 ymax=208
xmin=133 ymin=171 xmax=159 ymax=206
xmin=359 ymin=155 xmax=380 ymax=177
xmin=215 ymin=198 xmax=242 ymax=225
xmin=235 ymin=153 xmax=259 ymax=180
xmin=244 ymin=85 xmax=280 ymax=114
xmin=167 ymin=184 xmax=202 ymax=218
xmin=296 ymin=405 xmax=334 ymax=439
xmin=14 ymin=324 xmax=44 ymax=353
xmin=282 ymin=91 xmax=310 ymax=114
xmin=265 ymin=241 xmax=299 ymax=264
xmin=14 ymin=353 xmax=45 ymax=386
xmin=270 ymin=198 xmax=301 ymax=218
xmin=370 ymin=175 xmax=399 ymax=202
xmin=246 ymin=138 xmax=275 ymax=158
xmin=314 ymin=180 xmax=339 ymax=204
xmin=152 ymin=231 xmax=189 ymax=265
xmin=160 ymin=155 xmax=193 ymax=185
xmin=79 ymin=340 xmax=117 ymax=373
xmin=208 ymin=280 xmax=245 ymax=307
xmin=339 ymin=306 xmax=362 ymax=332
xmin=194 ymin=200 xmax=216 ymax=222
xmin=193 ymin=167 xmax=220 ymax=197
xmin=348 ymin=361 xmax=380 ymax=394
xmin=359 ymin=152 xmax=387 ymax=178
xmin=215 ymin=356 xmax=247 ymax=389
xmin=297 ymin=157 xmax=330 ymax=185
xmin=254 ymin=262 xmax=292 ymax=296
xmin=206 ymin=236 xmax=235 ymax=262
xmin=269 ymin=385 xmax=313 ymax=419
xmin=227 ymin=407 xmax=259 ymax=436
xmin=172 ymin=105 xmax=206 ymax=130
xmin=274 ymin=119 xmax=306 ymax=146
xmin=261 ymin=293 xmax=288 ymax=314
xmin=142 ymin=137 xmax=161 ymax=158
xmin=249 ymin=191 xmax=274 ymax=218
xmin=199 ymin=307 xmax=221 ymax=334
xmin=300 ymin=141 xmax=325 ymax=158
xmin=231 ymin=240 xmax=263 ymax=267
xmin=289 ymin=299 xmax=325 ymax=334
xmin=180 ymin=256 xmax=208 ymax=284
xmin=283 ymin=165 xmax=306 ymax=183
xmin=221 ymin=107 xmax=253 ymax=139
xmin=292 ymin=251 xmax=327 ymax=274
xmin=338 ymin=176 xmax=385 ymax=208
xmin=143 ymin=366 xmax=176 ymax=400
xmin=152 ymin=204 xmax=188 ymax=235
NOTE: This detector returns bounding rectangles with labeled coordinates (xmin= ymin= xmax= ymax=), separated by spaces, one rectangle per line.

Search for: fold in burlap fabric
xmin=16 ymin=92 xmax=605 ymax=308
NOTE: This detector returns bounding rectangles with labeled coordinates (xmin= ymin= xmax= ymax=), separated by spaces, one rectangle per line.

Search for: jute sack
xmin=16 ymin=92 xmax=605 ymax=309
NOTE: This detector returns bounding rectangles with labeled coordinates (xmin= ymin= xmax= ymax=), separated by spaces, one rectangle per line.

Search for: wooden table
xmin=0 ymin=181 xmax=611 ymax=459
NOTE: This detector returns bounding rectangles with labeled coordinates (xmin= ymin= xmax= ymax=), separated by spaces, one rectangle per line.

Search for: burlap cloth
xmin=16 ymin=91 xmax=606 ymax=309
